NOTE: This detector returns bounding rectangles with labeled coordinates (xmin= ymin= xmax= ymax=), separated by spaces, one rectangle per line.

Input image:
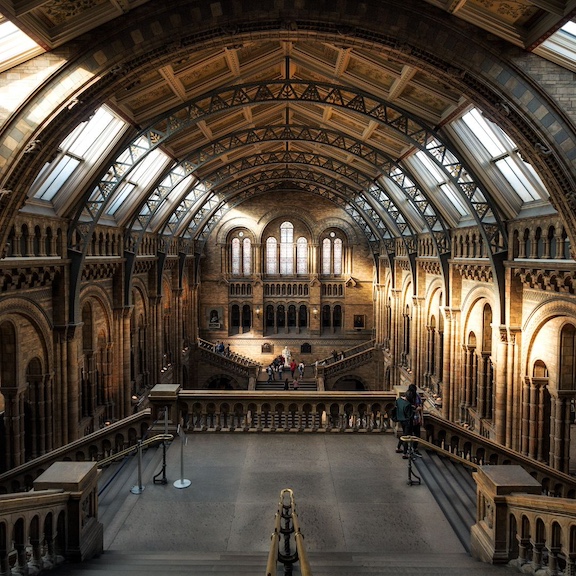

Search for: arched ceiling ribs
xmin=169 ymin=165 xmax=398 ymax=253
xmin=126 ymin=125 xmax=451 ymax=258
xmin=71 ymin=80 xmax=507 ymax=277
xmin=192 ymin=180 xmax=396 ymax=259
xmin=192 ymin=151 xmax=415 ymax=238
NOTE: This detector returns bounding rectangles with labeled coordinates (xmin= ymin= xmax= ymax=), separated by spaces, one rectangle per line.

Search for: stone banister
xmin=0 ymin=410 xmax=153 ymax=493
xmin=425 ymin=413 xmax=576 ymax=498
xmin=471 ymin=465 xmax=576 ymax=571
xmin=0 ymin=461 xmax=103 ymax=574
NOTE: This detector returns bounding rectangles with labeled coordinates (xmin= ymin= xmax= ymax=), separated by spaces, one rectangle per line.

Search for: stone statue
xmin=282 ymin=346 xmax=291 ymax=367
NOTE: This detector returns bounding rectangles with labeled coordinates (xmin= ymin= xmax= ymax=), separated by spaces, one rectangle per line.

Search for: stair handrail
xmin=318 ymin=338 xmax=375 ymax=365
xmin=402 ymin=435 xmax=480 ymax=470
xmin=96 ymin=433 xmax=174 ymax=468
xmin=424 ymin=412 xmax=576 ymax=496
xmin=197 ymin=337 xmax=262 ymax=366
xmin=266 ymin=488 xmax=312 ymax=576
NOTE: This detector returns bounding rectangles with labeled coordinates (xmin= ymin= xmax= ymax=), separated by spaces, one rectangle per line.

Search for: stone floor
xmin=104 ymin=433 xmax=464 ymax=554
xmin=54 ymin=432 xmax=521 ymax=574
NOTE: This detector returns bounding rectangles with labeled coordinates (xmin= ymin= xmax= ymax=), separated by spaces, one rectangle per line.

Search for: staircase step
xmin=413 ymin=451 xmax=476 ymax=552
xmin=53 ymin=551 xmax=511 ymax=575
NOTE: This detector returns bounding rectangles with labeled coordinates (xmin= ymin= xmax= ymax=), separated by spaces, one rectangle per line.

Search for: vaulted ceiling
xmin=0 ymin=0 xmax=575 ymax=266
xmin=2 ymin=0 xmax=573 ymax=51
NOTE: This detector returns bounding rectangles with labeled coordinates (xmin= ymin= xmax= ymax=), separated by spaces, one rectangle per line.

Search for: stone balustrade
xmin=149 ymin=388 xmax=396 ymax=434
xmin=0 ymin=461 xmax=103 ymax=574
xmin=471 ymin=465 xmax=576 ymax=573
xmin=0 ymin=410 xmax=152 ymax=494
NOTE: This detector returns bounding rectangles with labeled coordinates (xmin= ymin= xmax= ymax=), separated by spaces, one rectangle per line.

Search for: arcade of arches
xmin=1 ymin=0 xmax=576 ymax=480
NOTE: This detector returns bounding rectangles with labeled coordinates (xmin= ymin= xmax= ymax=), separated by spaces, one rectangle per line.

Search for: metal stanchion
xmin=153 ymin=406 xmax=169 ymax=485
xmin=400 ymin=435 xmax=422 ymax=486
xmin=130 ymin=440 xmax=145 ymax=494
xmin=173 ymin=424 xmax=191 ymax=489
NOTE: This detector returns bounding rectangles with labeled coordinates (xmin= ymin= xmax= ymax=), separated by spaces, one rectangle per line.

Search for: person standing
xmin=292 ymin=377 xmax=299 ymax=390
xmin=290 ymin=359 xmax=297 ymax=378
xmin=298 ymin=361 xmax=305 ymax=378
xmin=394 ymin=391 xmax=415 ymax=459
xmin=405 ymin=384 xmax=423 ymax=455
xmin=266 ymin=365 xmax=274 ymax=383
xmin=284 ymin=378 xmax=290 ymax=391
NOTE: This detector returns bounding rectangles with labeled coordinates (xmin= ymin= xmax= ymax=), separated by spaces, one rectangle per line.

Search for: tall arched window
xmin=231 ymin=232 xmax=252 ymax=276
xmin=321 ymin=231 xmax=344 ymax=275
xmin=231 ymin=238 xmax=241 ymax=275
xmin=560 ymin=324 xmax=576 ymax=389
xmin=280 ymin=222 xmax=294 ymax=274
xmin=243 ymin=237 xmax=252 ymax=275
xmin=266 ymin=237 xmax=278 ymax=274
xmin=296 ymin=237 xmax=308 ymax=274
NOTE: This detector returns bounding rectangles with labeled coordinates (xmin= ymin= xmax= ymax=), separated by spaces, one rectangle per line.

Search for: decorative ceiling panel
xmin=469 ymin=0 xmax=540 ymax=25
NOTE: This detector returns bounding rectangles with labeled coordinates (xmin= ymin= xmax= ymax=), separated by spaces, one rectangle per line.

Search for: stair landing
xmin=68 ymin=434 xmax=514 ymax=575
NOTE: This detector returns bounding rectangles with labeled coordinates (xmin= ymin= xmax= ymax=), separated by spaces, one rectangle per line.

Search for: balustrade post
xmin=531 ymin=541 xmax=544 ymax=572
xmin=516 ymin=536 xmax=530 ymax=567
xmin=0 ymin=549 xmax=8 ymax=576
xmin=470 ymin=466 xmax=541 ymax=564
xmin=14 ymin=543 xmax=27 ymax=574
xmin=547 ymin=546 xmax=560 ymax=576
xmin=29 ymin=536 xmax=42 ymax=572
xmin=565 ymin=553 xmax=576 ymax=576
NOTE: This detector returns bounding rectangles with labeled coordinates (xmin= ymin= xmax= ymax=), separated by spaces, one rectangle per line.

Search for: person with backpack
xmin=394 ymin=390 xmax=415 ymax=459
xmin=406 ymin=384 xmax=423 ymax=455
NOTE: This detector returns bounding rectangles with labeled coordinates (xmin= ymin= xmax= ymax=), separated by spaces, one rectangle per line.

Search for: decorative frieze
xmin=514 ymin=267 xmax=576 ymax=294
xmin=454 ymin=263 xmax=493 ymax=282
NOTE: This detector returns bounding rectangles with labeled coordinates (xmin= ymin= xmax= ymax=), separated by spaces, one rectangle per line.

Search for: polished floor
xmin=55 ymin=432 xmax=520 ymax=574
xmin=103 ymin=433 xmax=463 ymax=554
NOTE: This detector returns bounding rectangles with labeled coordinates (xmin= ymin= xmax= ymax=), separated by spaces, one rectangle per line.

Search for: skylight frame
xmin=0 ymin=18 xmax=44 ymax=73
xmin=458 ymin=108 xmax=549 ymax=207
xmin=534 ymin=20 xmax=576 ymax=74
xmin=29 ymin=105 xmax=128 ymax=214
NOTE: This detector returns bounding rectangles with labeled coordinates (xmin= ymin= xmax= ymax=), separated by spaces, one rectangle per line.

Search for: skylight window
xmin=461 ymin=108 xmax=548 ymax=204
xmin=0 ymin=19 xmax=43 ymax=72
xmin=534 ymin=19 xmax=576 ymax=74
xmin=105 ymin=147 xmax=171 ymax=217
xmin=31 ymin=106 xmax=126 ymax=205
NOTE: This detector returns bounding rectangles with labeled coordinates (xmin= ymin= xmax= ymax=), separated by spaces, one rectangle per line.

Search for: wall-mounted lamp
xmin=313 ymin=307 xmax=318 ymax=319
xmin=256 ymin=307 xmax=261 ymax=318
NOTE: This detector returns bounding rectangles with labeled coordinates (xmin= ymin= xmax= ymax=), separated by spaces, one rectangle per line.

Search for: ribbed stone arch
xmin=125 ymin=125 xmax=451 ymax=255
xmin=167 ymin=168 xmax=398 ymax=253
xmin=160 ymin=152 xmax=416 ymax=245
xmin=71 ymin=80 xmax=505 ymax=257
xmin=2 ymin=4 xmax=575 ymax=256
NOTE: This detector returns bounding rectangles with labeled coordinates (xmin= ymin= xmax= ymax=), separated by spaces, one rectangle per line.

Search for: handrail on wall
xmin=96 ymin=433 xmax=173 ymax=468
xmin=266 ymin=488 xmax=312 ymax=576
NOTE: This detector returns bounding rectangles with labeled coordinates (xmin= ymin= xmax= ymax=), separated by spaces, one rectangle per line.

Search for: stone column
xmin=411 ymin=295 xmax=423 ymax=384
xmin=122 ymin=307 xmax=132 ymax=418
xmin=441 ymin=308 xmax=453 ymax=420
xmin=66 ymin=324 xmax=81 ymax=443
xmin=520 ymin=376 xmax=531 ymax=456
xmin=390 ymin=288 xmax=401 ymax=386
xmin=494 ymin=327 xmax=508 ymax=446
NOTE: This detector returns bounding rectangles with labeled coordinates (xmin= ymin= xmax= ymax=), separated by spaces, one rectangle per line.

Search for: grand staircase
xmin=255 ymin=376 xmax=317 ymax=391
xmin=413 ymin=449 xmax=477 ymax=553
xmin=50 ymin=438 xmax=516 ymax=576
xmin=53 ymin=550 xmax=511 ymax=575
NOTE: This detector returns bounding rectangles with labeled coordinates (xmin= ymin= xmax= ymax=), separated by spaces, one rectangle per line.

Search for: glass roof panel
xmin=30 ymin=106 xmax=127 ymax=205
xmin=460 ymin=108 xmax=548 ymax=205
xmin=106 ymin=148 xmax=171 ymax=218
xmin=0 ymin=19 xmax=43 ymax=72
xmin=405 ymin=153 xmax=470 ymax=221
xmin=534 ymin=19 xmax=576 ymax=73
